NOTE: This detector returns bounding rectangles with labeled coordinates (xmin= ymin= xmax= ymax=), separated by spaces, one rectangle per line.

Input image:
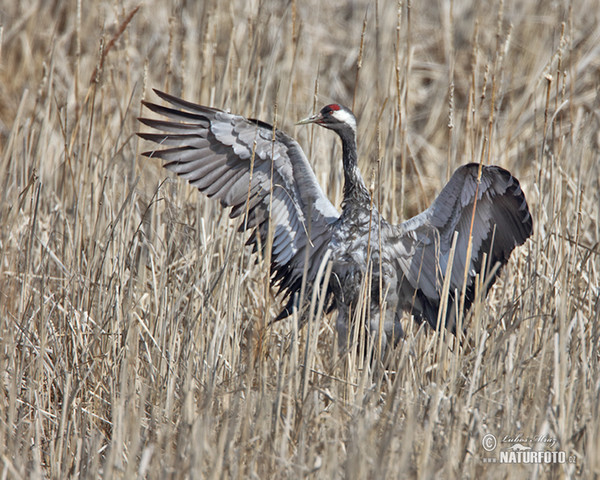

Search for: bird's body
xmin=329 ymin=211 xmax=404 ymax=347
xmin=139 ymin=91 xmax=532 ymax=351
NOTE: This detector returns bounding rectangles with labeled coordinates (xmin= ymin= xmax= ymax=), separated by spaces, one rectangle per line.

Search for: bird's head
xmin=297 ymin=104 xmax=356 ymax=134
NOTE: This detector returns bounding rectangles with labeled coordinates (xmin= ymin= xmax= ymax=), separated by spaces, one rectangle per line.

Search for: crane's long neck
xmin=339 ymin=128 xmax=371 ymax=212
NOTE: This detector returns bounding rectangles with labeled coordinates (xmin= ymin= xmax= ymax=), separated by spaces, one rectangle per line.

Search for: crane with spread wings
xmin=138 ymin=90 xmax=532 ymax=351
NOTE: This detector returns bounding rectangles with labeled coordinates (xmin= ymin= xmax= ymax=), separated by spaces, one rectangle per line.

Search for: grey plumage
xmin=139 ymin=90 xmax=533 ymax=350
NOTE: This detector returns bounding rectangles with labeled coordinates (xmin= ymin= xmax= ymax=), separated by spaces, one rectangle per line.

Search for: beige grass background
xmin=1 ymin=0 xmax=599 ymax=478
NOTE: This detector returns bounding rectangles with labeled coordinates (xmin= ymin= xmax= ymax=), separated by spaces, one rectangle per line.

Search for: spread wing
xmin=390 ymin=163 xmax=532 ymax=331
xmin=138 ymin=89 xmax=340 ymax=318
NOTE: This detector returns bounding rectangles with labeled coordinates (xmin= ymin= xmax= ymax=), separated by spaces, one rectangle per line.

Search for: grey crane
xmin=138 ymin=90 xmax=532 ymax=350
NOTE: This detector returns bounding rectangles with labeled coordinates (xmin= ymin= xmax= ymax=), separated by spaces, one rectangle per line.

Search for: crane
xmin=138 ymin=90 xmax=533 ymax=351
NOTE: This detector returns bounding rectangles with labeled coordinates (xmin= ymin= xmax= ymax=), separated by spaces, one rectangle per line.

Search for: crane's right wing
xmin=138 ymin=90 xmax=340 ymax=318
xmin=389 ymin=163 xmax=532 ymax=331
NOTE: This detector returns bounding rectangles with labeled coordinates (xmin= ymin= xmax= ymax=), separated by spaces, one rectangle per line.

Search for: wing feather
xmin=138 ymin=133 xmax=209 ymax=149
xmin=391 ymin=163 xmax=532 ymax=331
xmin=139 ymin=89 xmax=340 ymax=317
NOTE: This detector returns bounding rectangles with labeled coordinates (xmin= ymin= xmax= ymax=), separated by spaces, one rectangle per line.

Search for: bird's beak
xmin=296 ymin=112 xmax=322 ymax=125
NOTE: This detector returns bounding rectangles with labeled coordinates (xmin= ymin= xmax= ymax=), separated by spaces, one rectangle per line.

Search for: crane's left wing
xmin=138 ymin=90 xmax=340 ymax=318
xmin=388 ymin=163 xmax=532 ymax=331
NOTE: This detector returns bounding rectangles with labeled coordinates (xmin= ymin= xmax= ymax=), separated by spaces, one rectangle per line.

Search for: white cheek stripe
xmin=333 ymin=109 xmax=356 ymax=130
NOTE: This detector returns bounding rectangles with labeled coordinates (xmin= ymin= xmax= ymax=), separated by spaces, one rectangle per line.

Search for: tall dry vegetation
xmin=1 ymin=0 xmax=598 ymax=478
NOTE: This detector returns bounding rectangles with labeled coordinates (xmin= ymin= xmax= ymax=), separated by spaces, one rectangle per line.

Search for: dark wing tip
xmin=477 ymin=164 xmax=533 ymax=246
xmin=504 ymin=170 xmax=533 ymax=244
xmin=141 ymin=100 xmax=168 ymax=115
xmin=137 ymin=132 xmax=159 ymax=142
xmin=152 ymin=88 xmax=182 ymax=105
xmin=140 ymin=100 xmax=165 ymax=113
xmin=149 ymin=89 xmax=223 ymax=115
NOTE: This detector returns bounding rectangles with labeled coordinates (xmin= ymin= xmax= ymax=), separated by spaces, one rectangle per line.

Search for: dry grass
xmin=1 ymin=0 xmax=599 ymax=478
